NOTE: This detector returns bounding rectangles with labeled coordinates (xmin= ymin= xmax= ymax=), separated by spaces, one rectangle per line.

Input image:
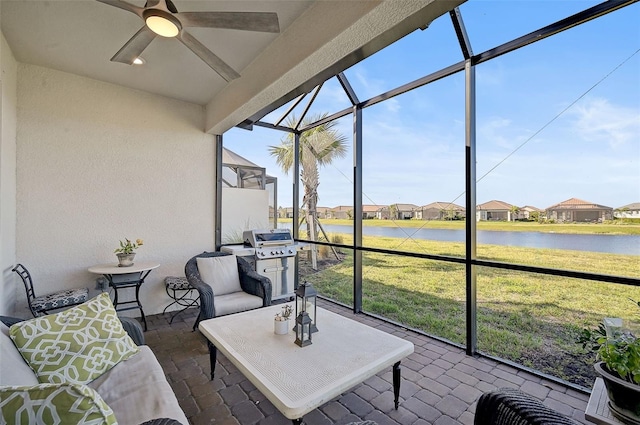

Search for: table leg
xmin=135 ymin=281 xmax=147 ymax=331
xmin=208 ymin=341 xmax=217 ymax=380
xmin=393 ymin=361 xmax=401 ymax=410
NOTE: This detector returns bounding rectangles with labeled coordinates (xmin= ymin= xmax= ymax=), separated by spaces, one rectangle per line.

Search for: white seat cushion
xmin=197 ymin=255 xmax=242 ymax=296
xmin=214 ymin=292 xmax=263 ymax=317
xmin=88 ymin=346 xmax=188 ymax=425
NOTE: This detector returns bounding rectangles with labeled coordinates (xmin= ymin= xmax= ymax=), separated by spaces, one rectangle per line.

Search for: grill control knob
xmin=260 ymin=252 xmax=265 ymax=256
xmin=270 ymin=251 xmax=275 ymax=255
xmin=288 ymin=249 xmax=293 ymax=254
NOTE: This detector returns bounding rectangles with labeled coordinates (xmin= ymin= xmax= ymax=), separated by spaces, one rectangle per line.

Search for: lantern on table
xmin=294 ymin=309 xmax=312 ymax=347
xmin=294 ymin=281 xmax=318 ymax=333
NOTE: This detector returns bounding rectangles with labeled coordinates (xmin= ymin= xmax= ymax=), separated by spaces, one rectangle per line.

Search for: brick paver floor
xmin=144 ymin=299 xmax=592 ymax=425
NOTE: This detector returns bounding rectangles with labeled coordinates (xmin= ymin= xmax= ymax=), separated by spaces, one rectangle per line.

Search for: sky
xmin=223 ymin=1 xmax=640 ymax=211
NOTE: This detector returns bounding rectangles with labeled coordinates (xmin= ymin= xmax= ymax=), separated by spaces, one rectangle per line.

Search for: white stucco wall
xmin=221 ymin=187 xmax=269 ymax=244
xmin=16 ymin=64 xmax=215 ymax=317
xmin=1 ymin=31 xmax=18 ymax=316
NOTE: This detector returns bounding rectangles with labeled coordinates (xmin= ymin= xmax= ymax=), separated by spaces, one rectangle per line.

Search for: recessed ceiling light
xmin=133 ymin=57 xmax=145 ymax=65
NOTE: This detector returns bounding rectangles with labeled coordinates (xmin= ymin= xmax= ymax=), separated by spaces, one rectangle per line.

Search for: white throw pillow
xmin=197 ymin=255 xmax=243 ymax=296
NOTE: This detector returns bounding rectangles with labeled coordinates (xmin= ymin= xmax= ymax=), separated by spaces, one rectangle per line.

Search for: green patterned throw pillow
xmin=9 ymin=292 xmax=139 ymax=385
xmin=0 ymin=383 xmax=117 ymax=425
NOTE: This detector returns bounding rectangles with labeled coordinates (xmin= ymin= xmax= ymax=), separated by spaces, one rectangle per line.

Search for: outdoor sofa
xmin=0 ymin=292 xmax=188 ymax=425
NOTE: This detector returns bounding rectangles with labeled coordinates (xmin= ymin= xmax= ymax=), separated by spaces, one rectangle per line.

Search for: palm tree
xmin=269 ymin=113 xmax=348 ymax=265
xmin=509 ymin=205 xmax=520 ymax=222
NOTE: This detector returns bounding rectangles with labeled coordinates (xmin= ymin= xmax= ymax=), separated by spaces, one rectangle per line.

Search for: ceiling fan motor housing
xmin=142 ymin=8 xmax=182 ymax=37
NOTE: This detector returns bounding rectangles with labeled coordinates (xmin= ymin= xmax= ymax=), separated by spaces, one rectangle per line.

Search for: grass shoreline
xmin=299 ymin=233 xmax=640 ymax=388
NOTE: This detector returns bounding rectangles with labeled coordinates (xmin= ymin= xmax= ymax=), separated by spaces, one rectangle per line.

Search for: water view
xmin=292 ymin=223 xmax=640 ymax=256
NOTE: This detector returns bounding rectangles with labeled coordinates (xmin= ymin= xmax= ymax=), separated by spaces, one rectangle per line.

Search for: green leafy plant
xmin=114 ymin=238 xmax=143 ymax=254
xmin=578 ymin=299 xmax=640 ymax=385
xmin=275 ymin=305 xmax=293 ymax=321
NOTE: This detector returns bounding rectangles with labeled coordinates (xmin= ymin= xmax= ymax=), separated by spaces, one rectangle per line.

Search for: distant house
xmin=328 ymin=206 xmax=353 ymax=219
xmin=315 ymin=206 xmax=330 ymax=219
xmin=415 ymin=202 xmax=465 ymax=220
xmin=377 ymin=203 xmax=418 ymax=220
xmin=545 ymin=198 xmax=613 ymax=222
xmin=519 ymin=205 xmax=542 ymax=220
xmin=614 ymin=202 xmax=640 ymax=219
xmin=362 ymin=205 xmax=381 ymax=219
xmin=278 ymin=207 xmax=294 ymax=218
xmin=477 ymin=200 xmax=515 ymax=221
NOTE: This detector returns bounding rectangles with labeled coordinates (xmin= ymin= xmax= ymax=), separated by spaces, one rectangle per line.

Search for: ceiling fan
xmin=96 ymin=0 xmax=280 ymax=81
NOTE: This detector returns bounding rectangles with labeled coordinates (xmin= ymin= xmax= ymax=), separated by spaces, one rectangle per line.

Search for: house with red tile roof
xmin=415 ymin=202 xmax=466 ymax=220
xmin=376 ymin=203 xmax=418 ymax=220
xmin=545 ymin=198 xmax=613 ymax=222
xmin=362 ymin=205 xmax=382 ymax=219
xmin=327 ymin=205 xmax=353 ymax=219
xmin=519 ymin=205 xmax=542 ymax=220
xmin=476 ymin=200 xmax=515 ymax=221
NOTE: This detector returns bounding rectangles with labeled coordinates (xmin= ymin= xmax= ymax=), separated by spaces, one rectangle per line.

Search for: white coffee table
xmin=199 ymin=303 xmax=414 ymax=424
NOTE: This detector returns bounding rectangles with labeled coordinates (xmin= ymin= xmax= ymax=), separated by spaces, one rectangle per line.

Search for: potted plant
xmin=114 ymin=238 xmax=143 ymax=267
xmin=578 ymin=299 xmax=640 ymax=424
xmin=274 ymin=305 xmax=293 ymax=335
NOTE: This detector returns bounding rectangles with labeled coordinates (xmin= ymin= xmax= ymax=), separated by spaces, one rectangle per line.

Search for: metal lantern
xmin=294 ymin=310 xmax=313 ymax=347
xmin=295 ymin=281 xmax=318 ymax=333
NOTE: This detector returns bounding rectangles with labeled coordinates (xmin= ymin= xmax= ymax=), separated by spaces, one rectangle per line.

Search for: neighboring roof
xmin=477 ymin=200 xmax=513 ymax=210
xmin=617 ymin=202 xmax=640 ymax=210
xmin=222 ymin=147 xmax=261 ymax=168
xmin=362 ymin=205 xmax=382 ymax=212
xmin=546 ymin=198 xmax=612 ymax=210
xmin=330 ymin=206 xmax=353 ymax=212
xmin=392 ymin=203 xmax=419 ymax=210
xmin=521 ymin=205 xmax=541 ymax=212
xmin=420 ymin=202 xmax=465 ymax=210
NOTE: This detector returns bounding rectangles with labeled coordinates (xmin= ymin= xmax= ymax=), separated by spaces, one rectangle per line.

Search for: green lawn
xmin=300 ymin=233 xmax=640 ymax=388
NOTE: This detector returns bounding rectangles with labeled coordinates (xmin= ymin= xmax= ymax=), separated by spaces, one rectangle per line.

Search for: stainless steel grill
xmin=220 ymin=229 xmax=297 ymax=300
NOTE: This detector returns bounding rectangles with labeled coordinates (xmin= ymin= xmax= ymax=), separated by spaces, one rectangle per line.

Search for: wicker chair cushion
xmin=213 ymin=292 xmax=263 ymax=317
xmin=31 ymin=287 xmax=89 ymax=312
xmin=196 ymin=255 xmax=242 ymax=296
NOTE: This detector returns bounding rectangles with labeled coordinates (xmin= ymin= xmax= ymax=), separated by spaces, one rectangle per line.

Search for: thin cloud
xmin=570 ymin=97 xmax=640 ymax=148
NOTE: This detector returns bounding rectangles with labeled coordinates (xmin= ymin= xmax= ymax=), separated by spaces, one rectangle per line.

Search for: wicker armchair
xmin=185 ymin=251 xmax=272 ymax=329
xmin=185 ymin=251 xmax=272 ymax=380
xmin=475 ymin=388 xmax=577 ymax=425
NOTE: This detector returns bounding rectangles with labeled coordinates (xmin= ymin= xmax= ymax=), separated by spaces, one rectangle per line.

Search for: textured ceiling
xmin=1 ymin=0 xmax=314 ymax=105
xmin=2 ymin=1 xmax=463 ymax=133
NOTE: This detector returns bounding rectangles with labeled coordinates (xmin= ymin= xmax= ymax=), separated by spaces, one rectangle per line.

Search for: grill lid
xmin=243 ymin=229 xmax=294 ymax=247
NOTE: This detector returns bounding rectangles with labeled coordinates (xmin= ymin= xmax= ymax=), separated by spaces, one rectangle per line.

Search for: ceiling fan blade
xmin=178 ymin=31 xmax=240 ymax=81
xmin=111 ymin=26 xmax=157 ymax=64
xmin=95 ymin=0 xmax=144 ymax=18
xmin=176 ymin=12 xmax=280 ymax=33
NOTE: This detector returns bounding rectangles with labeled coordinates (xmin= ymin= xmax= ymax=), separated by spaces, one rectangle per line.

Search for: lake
xmin=289 ymin=224 xmax=640 ymax=255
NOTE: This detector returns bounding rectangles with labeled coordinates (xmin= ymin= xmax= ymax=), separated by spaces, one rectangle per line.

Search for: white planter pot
xmin=116 ymin=253 xmax=136 ymax=267
xmin=274 ymin=319 xmax=290 ymax=335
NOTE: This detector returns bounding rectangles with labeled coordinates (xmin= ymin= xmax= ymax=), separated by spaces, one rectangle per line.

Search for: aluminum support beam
xmin=353 ymin=106 xmax=363 ymax=313
xmin=215 ymin=134 xmax=223 ymax=250
xmin=337 ymin=72 xmax=360 ymax=106
xmin=293 ymin=133 xmax=301 ymax=241
xmin=465 ymin=59 xmax=477 ymax=355
xmin=450 ymin=8 xmax=473 ymax=60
